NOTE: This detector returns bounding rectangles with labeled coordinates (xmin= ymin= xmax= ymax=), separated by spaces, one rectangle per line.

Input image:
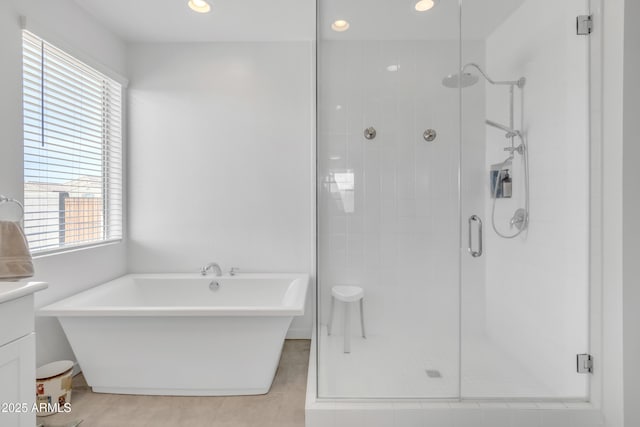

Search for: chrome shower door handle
xmin=468 ymin=215 xmax=483 ymax=258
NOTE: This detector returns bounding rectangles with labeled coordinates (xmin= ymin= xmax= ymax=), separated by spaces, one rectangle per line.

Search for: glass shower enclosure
xmin=317 ymin=0 xmax=591 ymax=400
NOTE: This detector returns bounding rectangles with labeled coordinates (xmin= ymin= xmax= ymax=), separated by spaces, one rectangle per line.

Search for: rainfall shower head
xmin=442 ymin=72 xmax=479 ymax=88
xmin=442 ymin=62 xmax=526 ymax=89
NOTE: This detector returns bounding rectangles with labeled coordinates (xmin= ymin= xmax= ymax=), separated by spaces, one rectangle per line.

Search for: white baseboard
xmin=286 ymin=328 xmax=311 ymax=339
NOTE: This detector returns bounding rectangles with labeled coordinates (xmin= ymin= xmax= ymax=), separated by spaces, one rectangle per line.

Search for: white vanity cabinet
xmin=0 ymin=282 xmax=48 ymax=427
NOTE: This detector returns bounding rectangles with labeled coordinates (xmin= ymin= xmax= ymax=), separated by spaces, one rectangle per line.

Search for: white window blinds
xmin=22 ymin=31 xmax=123 ymax=253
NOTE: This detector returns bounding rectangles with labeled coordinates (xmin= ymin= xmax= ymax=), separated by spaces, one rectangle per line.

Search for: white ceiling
xmin=319 ymin=0 xmax=528 ymax=40
xmin=72 ymin=0 xmax=316 ymax=42
xmin=73 ymin=0 xmax=526 ymax=43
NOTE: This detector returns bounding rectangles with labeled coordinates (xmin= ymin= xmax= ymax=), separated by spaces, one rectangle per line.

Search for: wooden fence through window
xmin=62 ymin=197 xmax=103 ymax=244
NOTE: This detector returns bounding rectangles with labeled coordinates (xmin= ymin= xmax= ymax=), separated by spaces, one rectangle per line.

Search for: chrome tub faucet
xmin=201 ymin=262 xmax=222 ymax=276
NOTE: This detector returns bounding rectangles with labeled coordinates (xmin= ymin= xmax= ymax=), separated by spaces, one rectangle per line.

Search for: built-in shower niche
xmin=490 ymin=164 xmax=512 ymax=199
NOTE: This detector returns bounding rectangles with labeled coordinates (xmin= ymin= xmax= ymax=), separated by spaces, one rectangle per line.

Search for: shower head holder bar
xmin=462 ymin=62 xmax=526 ymax=88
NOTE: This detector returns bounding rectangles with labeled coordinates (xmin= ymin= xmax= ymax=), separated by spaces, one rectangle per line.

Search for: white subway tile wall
xmin=317 ymin=40 xmax=467 ymax=398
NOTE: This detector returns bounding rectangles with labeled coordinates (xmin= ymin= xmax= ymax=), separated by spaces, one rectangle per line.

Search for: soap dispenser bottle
xmin=501 ymin=170 xmax=512 ymax=198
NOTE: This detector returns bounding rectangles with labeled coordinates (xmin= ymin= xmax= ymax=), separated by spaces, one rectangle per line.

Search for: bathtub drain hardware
xmin=209 ymin=281 xmax=220 ymax=291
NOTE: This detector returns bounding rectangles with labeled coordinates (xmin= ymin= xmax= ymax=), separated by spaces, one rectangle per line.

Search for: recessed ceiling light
xmin=414 ymin=0 xmax=437 ymax=12
xmin=331 ymin=20 xmax=350 ymax=32
xmin=188 ymin=0 xmax=211 ymax=13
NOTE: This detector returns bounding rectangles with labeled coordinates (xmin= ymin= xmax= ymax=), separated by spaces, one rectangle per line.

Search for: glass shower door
xmin=316 ymin=0 xmax=462 ymax=399
xmin=459 ymin=0 xmax=591 ymax=399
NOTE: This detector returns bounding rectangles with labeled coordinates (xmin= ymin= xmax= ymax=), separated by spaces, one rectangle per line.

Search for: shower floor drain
xmin=425 ymin=370 xmax=442 ymax=378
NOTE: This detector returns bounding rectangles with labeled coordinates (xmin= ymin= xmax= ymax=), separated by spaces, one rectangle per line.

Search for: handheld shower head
xmin=485 ymin=119 xmax=520 ymax=138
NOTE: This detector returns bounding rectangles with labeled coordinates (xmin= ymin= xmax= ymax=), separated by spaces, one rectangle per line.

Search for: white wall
xmin=484 ymin=0 xmax=590 ymax=397
xmin=126 ymin=42 xmax=314 ymax=337
xmin=600 ymin=0 xmax=624 ymax=424
xmin=0 ymin=0 xmax=128 ymax=367
xmin=623 ymin=0 xmax=640 ymax=425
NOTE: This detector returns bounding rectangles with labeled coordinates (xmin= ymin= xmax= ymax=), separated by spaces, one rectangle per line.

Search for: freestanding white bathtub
xmin=38 ymin=273 xmax=309 ymax=396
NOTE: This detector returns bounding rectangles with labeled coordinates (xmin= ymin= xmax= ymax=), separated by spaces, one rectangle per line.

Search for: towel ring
xmin=0 ymin=195 xmax=25 ymax=221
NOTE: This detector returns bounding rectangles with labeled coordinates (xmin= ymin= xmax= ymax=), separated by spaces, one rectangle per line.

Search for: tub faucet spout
xmin=201 ymin=262 xmax=222 ymax=276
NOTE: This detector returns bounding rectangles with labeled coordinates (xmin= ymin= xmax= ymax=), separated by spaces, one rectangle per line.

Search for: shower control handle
xmin=468 ymin=215 xmax=483 ymax=258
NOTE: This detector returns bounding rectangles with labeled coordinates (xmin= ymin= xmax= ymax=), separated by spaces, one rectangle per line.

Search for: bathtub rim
xmin=37 ymin=272 xmax=309 ymax=317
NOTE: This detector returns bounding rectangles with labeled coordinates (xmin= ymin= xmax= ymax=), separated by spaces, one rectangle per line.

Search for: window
xmin=22 ymin=31 xmax=123 ymax=254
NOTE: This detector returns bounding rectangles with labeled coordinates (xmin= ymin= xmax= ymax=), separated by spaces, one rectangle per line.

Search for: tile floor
xmin=38 ymin=340 xmax=310 ymax=427
xmin=317 ymin=324 xmax=566 ymax=398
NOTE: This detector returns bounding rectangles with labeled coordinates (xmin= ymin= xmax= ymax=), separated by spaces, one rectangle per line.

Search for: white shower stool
xmin=327 ymin=285 xmax=366 ymax=353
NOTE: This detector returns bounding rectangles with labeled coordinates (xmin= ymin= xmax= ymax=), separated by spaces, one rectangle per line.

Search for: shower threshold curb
xmin=304 ymin=330 xmax=604 ymax=427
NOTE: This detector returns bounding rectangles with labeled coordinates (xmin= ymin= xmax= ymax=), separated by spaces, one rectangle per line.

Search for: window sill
xmin=32 ymin=239 xmax=123 ymax=260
